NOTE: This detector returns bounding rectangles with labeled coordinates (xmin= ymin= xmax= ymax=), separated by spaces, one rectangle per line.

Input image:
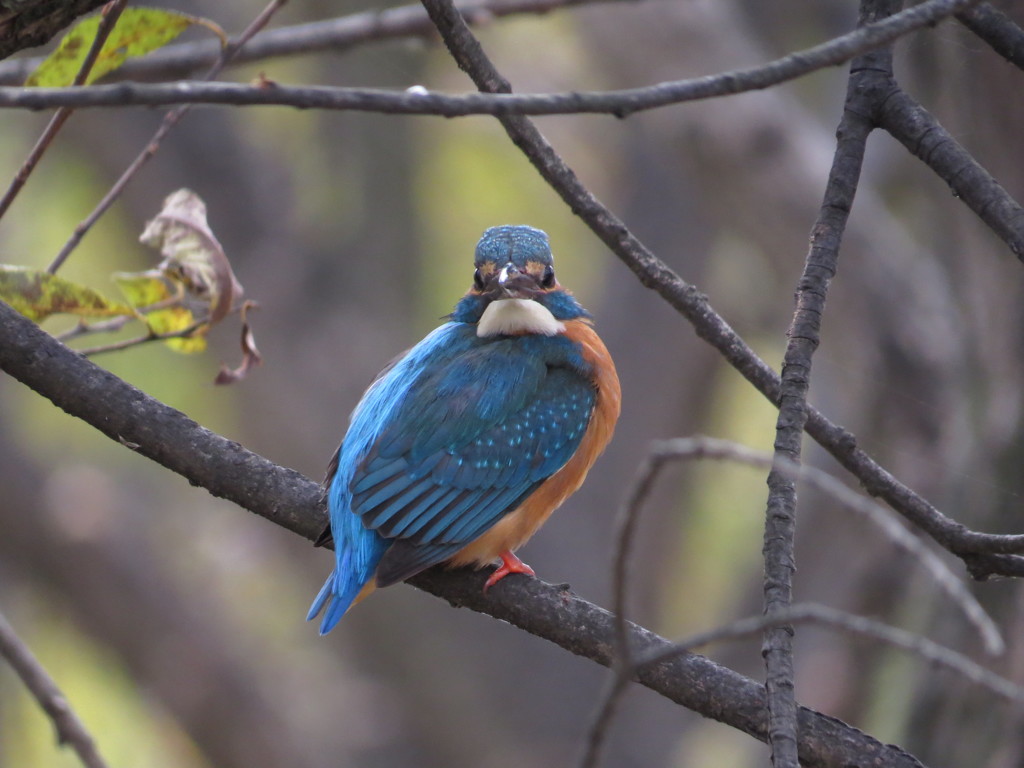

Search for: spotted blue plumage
xmin=308 ymin=225 xmax=597 ymax=635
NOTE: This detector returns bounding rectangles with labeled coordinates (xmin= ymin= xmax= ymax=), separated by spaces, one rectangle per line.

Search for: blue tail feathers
xmin=306 ymin=568 xmax=364 ymax=635
xmin=307 ymin=528 xmax=389 ymax=635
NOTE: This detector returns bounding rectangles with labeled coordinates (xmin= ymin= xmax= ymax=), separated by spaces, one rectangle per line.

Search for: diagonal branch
xmin=0 ymin=298 xmax=928 ymax=768
xmin=957 ymin=3 xmax=1024 ymax=70
xmin=875 ymin=85 xmax=1024 ymax=260
xmin=0 ymin=608 xmax=110 ymax=768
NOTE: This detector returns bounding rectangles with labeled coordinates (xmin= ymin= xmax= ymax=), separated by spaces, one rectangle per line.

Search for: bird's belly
xmin=445 ymin=455 xmax=592 ymax=568
xmin=446 ymin=503 xmax=552 ymax=568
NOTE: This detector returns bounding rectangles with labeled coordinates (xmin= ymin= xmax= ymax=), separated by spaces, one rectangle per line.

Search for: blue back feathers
xmin=309 ymin=226 xmax=598 ymax=634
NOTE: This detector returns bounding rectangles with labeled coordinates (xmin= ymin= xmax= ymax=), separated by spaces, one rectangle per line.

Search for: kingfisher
xmin=307 ymin=225 xmax=621 ymax=634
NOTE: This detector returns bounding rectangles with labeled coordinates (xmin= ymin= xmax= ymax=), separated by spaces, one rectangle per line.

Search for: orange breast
xmin=448 ymin=319 xmax=621 ymax=568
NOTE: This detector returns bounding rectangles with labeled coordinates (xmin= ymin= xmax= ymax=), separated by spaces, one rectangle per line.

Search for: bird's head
xmin=451 ymin=225 xmax=589 ymax=336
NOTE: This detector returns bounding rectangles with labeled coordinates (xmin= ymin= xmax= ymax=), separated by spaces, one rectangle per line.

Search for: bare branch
xmin=875 ymin=85 xmax=1024 ymax=259
xmin=641 ymin=437 xmax=1004 ymax=655
xmin=759 ymin=0 xmax=903 ymax=758
xmin=0 ymin=0 xmax=984 ymax=117
xmin=957 ymin=3 xmax=1024 ymax=70
xmin=0 ymin=608 xmax=110 ymax=768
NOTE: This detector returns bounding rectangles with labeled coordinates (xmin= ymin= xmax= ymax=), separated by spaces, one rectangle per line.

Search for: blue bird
xmin=308 ymin=225 xmax=621 ymax=634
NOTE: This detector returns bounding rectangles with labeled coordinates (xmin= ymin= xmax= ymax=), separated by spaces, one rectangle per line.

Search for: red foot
xmin=483 ymin=550 xmax=536 ymax=592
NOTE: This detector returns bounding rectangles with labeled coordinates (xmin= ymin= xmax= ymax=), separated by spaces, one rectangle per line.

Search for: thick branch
xmin=0 ymin=0 xmax=107 ymax=61
xmin=957 ymin=3 xmax=1024 ymax=70
xmin=0 ymin=300 xmax=928 ymax=768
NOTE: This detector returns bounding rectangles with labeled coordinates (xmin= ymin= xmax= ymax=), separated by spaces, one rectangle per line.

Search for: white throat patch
xmin=476 ymin=298 xmax=566 ymax=338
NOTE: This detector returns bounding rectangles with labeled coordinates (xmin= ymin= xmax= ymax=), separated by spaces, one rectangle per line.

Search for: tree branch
xmin=759 ymin=0 xmax=902 ymax=760
xmin=957 ymin=2 xmax=1024 ymax=70
xmin=0 ymin=607 xmax=110 ymax=768
xmin=0 ymin=297 xmax=929 ymax=768
xmin=874 ymin=84 xmax=1024 ymax=260
xmin=0 ymin=0 xmax=984 ymax=116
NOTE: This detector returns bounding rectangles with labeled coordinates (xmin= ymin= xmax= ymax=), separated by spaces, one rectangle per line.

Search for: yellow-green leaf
xmin=114 ymin=270 xmax=205 ymax=353
xmin=148 ymin=306 xmax=207 ymax=353
xmin=113 ymin=269 xmax=177 ymax=308
xmin=25 ymin=7 xmax=226 ymax=88
xmin=0 ymin=265 xmax=132 ymax=321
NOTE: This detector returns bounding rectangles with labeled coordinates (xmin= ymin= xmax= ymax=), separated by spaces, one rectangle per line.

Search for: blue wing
xmin=308 ymin=323 xmax=594 ymax=633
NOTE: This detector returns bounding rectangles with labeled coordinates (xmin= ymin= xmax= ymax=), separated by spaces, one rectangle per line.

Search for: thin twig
xmin=0 ymin=0 xmax=128 ymax=224
xmin=46 ymin=0 xmax=291 ymax=275
xmin=576 ymin=449 xmax=669 ymax=768
xmin=0 ymin=608 xmax=110 ymax=768
xmin=75 ymin=319 xmax=206 ymax=356
xmin=55 ymin=315 xmax=133 ymax=342
xmin=649 ymin=437 xmax=1004 ymax=655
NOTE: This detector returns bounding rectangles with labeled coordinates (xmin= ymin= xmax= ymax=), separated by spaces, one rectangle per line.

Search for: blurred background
xmin=1 ymin=0 xmax=1024 ymax=766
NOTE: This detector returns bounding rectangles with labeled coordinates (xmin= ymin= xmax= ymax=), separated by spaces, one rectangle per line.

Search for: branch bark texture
xmin=0 ymin=0 xmax=107 ymax=61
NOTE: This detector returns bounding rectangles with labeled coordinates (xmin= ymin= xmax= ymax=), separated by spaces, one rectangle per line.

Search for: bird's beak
xmin=492 ymin=262 xmax=541 ymax=300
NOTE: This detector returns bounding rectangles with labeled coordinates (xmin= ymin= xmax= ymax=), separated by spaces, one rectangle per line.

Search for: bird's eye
xmin=541 ymin=265 xmax=555 ymax=288
xmin=473 ymin=269 xmax=484 ymax=290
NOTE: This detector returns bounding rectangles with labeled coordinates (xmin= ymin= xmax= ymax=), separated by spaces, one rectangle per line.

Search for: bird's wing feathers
xmin=350 ymin=337 xmax=596 ymax=586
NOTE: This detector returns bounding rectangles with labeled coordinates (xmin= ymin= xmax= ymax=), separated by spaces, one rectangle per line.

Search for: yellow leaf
xmin=0 ymin=265 xmax=132 ymax=321
xmin=25 ymin=7 xmax=226 ymax=88
xmin=148 ymin=306 xmax=207 ymax=353
xmin=114 ymin=270 xmax=205 ymax=353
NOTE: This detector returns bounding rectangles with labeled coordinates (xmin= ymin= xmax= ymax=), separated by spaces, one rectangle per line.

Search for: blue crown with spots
xmin=474 ymin=225 xmax=553 ymax=269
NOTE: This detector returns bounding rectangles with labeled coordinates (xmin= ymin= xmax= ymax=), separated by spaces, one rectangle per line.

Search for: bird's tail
xmin=307 ymin=531 xmax=387 ymax=635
